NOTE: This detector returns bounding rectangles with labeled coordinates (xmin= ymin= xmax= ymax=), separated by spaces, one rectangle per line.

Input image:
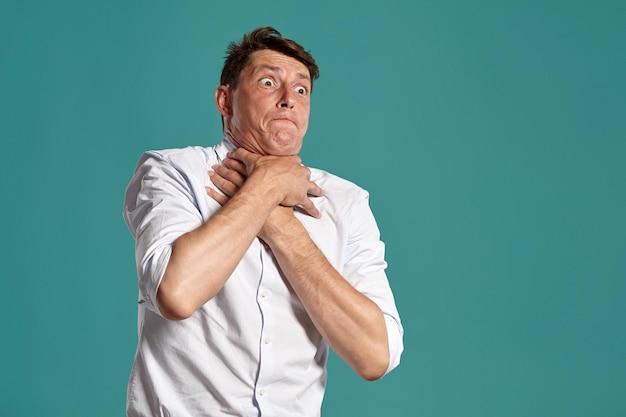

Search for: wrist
xmin=258 ymin=206 xmax=300 ymax=246
xmin=240 ymin=173 xmax=283 ymax=209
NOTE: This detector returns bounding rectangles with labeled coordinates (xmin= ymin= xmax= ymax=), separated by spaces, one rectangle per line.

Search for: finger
xmin=307 ymin=181 xmax=324 ymax=198
xmin=205 ymin=186 xmax=228 ymax=206
xmin=209 ymin=170 xmax=240 ymax=197
xmin=228 ymin=147 xmax=251 ymax=160
xmin=223 ymin=157 xmax=248 ymax=178
xmin=213 ymin=164 xmax=245 ymax=188
xmin=228 ymin=148 xmax=258 ymax=170
xmin=299 ymin=198 xmax=321 ymax=219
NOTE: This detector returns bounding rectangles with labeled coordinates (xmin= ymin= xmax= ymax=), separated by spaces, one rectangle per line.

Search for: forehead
xmin=244 ymin=50 xmax=310 ymax=80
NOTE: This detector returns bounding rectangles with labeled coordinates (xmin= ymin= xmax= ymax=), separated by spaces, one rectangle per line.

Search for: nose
xmin=278 ymin=87 xmax=295 ymax=109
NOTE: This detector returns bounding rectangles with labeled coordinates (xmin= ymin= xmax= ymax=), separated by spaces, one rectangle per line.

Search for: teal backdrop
xmin=1 ymin=1 xmax=624 ymax=416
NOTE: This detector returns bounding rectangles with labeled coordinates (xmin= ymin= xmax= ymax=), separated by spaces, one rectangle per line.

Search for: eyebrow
xmin=255 ymin=64 xmax=310 ymax=81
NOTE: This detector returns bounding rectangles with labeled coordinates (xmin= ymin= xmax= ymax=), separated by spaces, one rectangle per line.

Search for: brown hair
xmin=220 ymin=27 xmax=320 ymax=91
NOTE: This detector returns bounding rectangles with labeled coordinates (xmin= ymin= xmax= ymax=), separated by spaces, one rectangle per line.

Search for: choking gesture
xmin=208 ymin=147 xmax=323 ymax=218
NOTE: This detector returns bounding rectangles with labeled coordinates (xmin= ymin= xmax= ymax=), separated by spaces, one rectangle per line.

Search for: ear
xmin=215 ymin=85 xmax=233 ymax=118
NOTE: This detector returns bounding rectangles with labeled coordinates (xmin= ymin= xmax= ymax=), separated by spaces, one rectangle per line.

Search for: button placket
xmin=255 ymin=246 xmax=280 ymax=413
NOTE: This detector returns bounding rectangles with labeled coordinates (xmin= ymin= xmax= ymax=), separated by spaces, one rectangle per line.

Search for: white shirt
xmin=123 ymin=138 xmax=403 ymax=417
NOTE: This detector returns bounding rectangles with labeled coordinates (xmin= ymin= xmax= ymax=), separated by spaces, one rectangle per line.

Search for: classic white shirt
xmin=123 ymin=138 xmax=403 ymax=417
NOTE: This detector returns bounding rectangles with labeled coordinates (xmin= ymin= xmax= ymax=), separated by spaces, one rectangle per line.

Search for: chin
xmin=268 ymin=135 xmax=303 ymax=156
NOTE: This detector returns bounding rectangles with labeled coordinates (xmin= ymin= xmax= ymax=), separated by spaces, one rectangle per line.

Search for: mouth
xmin=271 ymin=118 xmax=297 ymax=126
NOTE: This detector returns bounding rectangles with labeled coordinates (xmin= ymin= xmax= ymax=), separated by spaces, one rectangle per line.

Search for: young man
xmin=124 ymin=27 xmax=403 ymax=417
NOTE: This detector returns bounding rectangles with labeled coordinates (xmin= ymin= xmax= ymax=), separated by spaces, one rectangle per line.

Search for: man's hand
xmin=206 ymin=157 xmax=246 ymax=205
xmin=206 ymin=155 xmax=303 ymax=249
xmin=208 ymin=148 xmax=323 ymax=218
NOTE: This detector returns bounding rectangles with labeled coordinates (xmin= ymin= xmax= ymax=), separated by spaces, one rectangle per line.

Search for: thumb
xmin=228 ymin=148 xmax=258 ymax=173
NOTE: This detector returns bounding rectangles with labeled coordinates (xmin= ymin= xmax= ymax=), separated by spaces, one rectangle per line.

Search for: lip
xmin=270 ymin=116 xmax=297 ymax=126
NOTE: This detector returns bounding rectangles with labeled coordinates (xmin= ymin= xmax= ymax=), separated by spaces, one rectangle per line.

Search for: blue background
xmin=1 ymin=0 xmax=624 ymax=415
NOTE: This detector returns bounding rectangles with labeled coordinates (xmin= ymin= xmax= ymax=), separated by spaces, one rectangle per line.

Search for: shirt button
xmin=259 ymin=388 xmax=266 ymax=396
xmin=261 ymin=290 xmax=268 ymax=298
xmin=264 ymin=337 xmax=271 ymax=344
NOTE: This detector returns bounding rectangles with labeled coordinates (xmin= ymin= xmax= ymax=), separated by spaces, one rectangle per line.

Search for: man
xmin=123 ymin=27 xmax=403 ymax=416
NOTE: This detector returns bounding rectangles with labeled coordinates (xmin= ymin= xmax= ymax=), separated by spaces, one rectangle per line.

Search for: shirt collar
xmin=213 ymin=138 xmax=321 ymax=182
xmin=213 ymin=137 xmax=238 ymax=164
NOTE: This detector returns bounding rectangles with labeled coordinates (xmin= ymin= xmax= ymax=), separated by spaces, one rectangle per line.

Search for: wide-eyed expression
xmin=217 ymin=50 xmax=312 ymax=156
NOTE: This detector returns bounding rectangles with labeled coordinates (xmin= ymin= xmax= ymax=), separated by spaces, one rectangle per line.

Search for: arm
xmin=157 ymin=148 xmax=323 ymax=320
xmin=259 ymin=207 xmax=390 ymax=380
xmin=209 ymin=157 xmax=394 ymax=380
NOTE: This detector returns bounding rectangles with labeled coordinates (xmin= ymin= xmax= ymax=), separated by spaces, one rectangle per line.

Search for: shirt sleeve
xmin=123 ymin=151 xmax=205 ymax=316
xmin=342 ymin=190 xmax=404 ymax=375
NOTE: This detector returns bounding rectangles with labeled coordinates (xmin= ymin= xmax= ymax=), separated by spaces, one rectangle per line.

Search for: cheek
xmin=299 ymin=110 xmax=310 ymax=127
xmin=237 ymin=107 xmax=258 ymax=127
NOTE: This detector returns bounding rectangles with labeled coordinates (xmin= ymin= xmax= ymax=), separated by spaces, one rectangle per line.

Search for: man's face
xmin=218 ymin=50 xmax=312 ymax=156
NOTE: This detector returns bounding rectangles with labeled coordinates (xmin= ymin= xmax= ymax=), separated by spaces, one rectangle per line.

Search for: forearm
xmin=158 ymin=181 xmax=280 ymax=320
xmin=261 ymin=212 xmax=390 ymax=380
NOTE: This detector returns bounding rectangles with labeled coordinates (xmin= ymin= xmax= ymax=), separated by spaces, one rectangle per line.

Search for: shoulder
xmin=138 ymin=146 xmax=213 ymax=168
xmin=310 ymin=167 xmax=370 ymax=200
xmin=125 ymin=146 xmax=217 ymax=203
xmin=131 ymin=146 xmax=218 ymax=183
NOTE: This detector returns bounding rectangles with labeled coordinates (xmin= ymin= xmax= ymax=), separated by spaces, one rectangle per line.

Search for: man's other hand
xmin=208 ymin=148 xmax=323 ymax=218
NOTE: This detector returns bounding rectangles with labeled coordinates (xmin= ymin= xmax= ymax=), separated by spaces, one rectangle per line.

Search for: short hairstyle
xmin=220 ymin=27 xmax=320 ymax=91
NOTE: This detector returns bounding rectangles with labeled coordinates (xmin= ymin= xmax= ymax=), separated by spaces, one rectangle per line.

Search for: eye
xmin=295 ymin=85 xmax=308 ymax=96
xmin=260 ymin=77 xmax=275 ymax=87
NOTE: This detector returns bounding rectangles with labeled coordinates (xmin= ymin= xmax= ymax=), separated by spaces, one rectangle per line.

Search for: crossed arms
xmin=156 ymin=148 xmax=391 ymax=380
